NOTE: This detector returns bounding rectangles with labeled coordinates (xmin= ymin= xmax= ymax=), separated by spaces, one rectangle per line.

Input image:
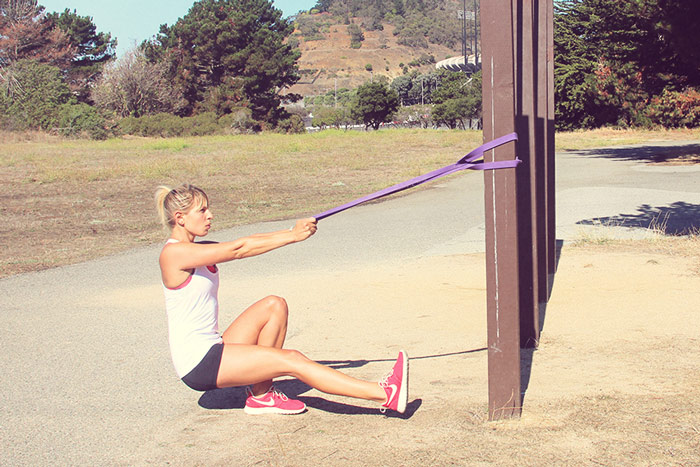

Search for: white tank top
xmin=162 ymin=239 xmax=223 ymax=378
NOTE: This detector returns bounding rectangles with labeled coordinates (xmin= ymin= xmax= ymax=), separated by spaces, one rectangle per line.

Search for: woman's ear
xmin=174 ymin=211 xmax=185 ymax=227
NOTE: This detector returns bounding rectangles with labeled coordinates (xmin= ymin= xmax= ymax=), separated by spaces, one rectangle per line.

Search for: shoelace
xmin=378 ymin=369 xmax=395 ymax=413
xmin=271 ymin=388 xmax=289 ymax=401
xmin=247 ymin=386 xmax=289 ymax=402
xmin=378 ymin=368 xmax=394 ymax=389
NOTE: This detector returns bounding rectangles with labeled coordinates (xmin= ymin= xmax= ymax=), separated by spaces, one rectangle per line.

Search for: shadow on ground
xmin=316 ymin=348 xmax=487 ymax=370
xmin=520 ymin=239 xmax=564 ymax=404
xmin=298 ymin=396 xmax=422 ymax=418
xmin=196 ymin=350 xmax=478 ymax=413
xmin=570 ymin=143 xmax=700 ymax=163
xmin=198 ymin=379 xmax=317 ymax=410
xmin=198 ymin=379 xmax=423 ymax=417
xmin=577 ymin=202 xmax=700 ymax=235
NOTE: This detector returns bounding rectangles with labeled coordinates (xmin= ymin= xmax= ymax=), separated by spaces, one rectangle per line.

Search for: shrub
xmin=0 ymin=60 xmax=72 ymax=130
xmin=116 ymin=116 xmax=142 ymax=136
xmin=91 ymin=49 xmax=183 ymax=118
xmin=188 ymin=112 xmax=220 ymax=136
xmin=645 ymin=88 xmax=700 ymax=128
xmin=147 ymin=113 xmax=186 ymax=137
xmin=218 ymin=108 xmax=257 ymax=134
xmin=117 ymin=113 xmax=186 ymax=137
xmin=57 ymin=103 xmax=107 ymax=139
xmin=116 ymin=108 xmax=264 ymax=137
xmin=275 ymin=114 xmax=306 ymax=133
xmin=348 ymin=23 xmax=364 ymax=48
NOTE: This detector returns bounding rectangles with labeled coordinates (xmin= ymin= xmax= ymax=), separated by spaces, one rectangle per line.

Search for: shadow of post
xmin=520 ymin=238 xmax=563 ymax=403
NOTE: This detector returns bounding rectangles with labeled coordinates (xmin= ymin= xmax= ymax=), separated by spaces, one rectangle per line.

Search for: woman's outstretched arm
xmin=160 ymin=217 xmax=317 ymax=271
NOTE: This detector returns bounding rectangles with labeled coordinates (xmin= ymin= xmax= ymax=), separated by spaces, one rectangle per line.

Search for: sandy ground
xmin=138 ymin=244 xmax=700 ymax=466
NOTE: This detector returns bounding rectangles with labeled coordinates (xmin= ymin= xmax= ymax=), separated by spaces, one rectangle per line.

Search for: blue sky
xmin=39 ymin=0 xmax=317 ymax=56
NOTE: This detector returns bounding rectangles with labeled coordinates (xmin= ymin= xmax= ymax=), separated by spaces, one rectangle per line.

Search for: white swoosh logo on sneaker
xmin=386 ymin=384 xmax=398 ymax=404
xmin=251 ymin=398 xmax=277 ymax=407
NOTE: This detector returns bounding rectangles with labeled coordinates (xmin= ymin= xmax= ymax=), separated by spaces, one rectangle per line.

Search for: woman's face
xmin=181 ymin=200 xmax=213 ymax=237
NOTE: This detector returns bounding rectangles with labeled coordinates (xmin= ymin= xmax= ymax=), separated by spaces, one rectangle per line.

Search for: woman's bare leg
xmin=220 ymin=295 xmax=289 ymax=395
xmin=216 ymin=344 xmax=386 ymax=402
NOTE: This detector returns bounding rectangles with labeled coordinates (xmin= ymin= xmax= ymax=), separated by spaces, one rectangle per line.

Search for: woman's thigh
xmin=216 ymin=343 xmax=303 ymax=388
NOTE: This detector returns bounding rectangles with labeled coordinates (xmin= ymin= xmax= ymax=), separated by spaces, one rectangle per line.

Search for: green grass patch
xmin=144 ymin=139 xmax=191 ymax=151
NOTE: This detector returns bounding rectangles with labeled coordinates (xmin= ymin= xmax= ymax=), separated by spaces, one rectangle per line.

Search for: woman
xmin=155 ymin=184 xmax=408 ymax=415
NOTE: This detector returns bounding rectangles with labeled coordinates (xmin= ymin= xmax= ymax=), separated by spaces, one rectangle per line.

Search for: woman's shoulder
xmin=159 ymin=239 xmax=221 ymax=266
xmin=162 ymin=239 xmax=219 ymax=250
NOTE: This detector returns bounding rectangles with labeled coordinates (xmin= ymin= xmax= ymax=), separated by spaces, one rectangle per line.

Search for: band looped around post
xmin=314 ymin=133 xmax=520 ymax=221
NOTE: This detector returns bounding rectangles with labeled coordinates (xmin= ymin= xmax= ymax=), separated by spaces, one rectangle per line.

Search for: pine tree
xmin=143 ymin=0 xmax=301 ymax=124
xmin=45 ymin=9 xmax=117 ymax=102
xmin=0 ymin=1 xmax=75 ymax=70
xmin=554 ymin=0 xmax=700 ymax=129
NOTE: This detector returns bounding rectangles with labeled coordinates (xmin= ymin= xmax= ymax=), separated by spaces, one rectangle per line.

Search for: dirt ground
xmin=137 ymin=240 xmax=700 ymax=466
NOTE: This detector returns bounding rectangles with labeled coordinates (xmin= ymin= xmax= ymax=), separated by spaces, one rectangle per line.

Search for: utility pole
xmin=462 ymin=0 xmax=468 ymax=73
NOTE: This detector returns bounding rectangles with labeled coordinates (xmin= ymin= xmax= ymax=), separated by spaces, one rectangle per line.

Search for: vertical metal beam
xmin=546 ymin=0 xmax=556 ymax=281
xmin=481 ymin=0 xmax=522 ymax=421
xmin=514 ymin=0 xmax=542 ymax=349
xmin=535 ymin=0 xmax=549 ymax=308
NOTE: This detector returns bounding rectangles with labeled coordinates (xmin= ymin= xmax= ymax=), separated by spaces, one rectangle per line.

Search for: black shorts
xmin=181 ymin=343 xmax=224 ymax=391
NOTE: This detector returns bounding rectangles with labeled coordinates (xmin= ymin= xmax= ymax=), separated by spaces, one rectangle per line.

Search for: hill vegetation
xmin=286 ymin=0 xmax=470 ymax=96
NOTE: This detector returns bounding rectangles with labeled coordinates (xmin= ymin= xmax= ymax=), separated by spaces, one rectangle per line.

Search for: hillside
xmin=285 ymin=11 xmax=467 ymax=97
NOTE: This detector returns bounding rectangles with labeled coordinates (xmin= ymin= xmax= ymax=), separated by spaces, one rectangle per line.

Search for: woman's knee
xmin=262 ymin=295 xmax=288 ymax=321
xmin=280 ymin=348 xmax=310 ymax=366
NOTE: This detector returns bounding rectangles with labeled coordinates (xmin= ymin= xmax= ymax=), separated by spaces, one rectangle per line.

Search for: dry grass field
xmin=0 ymin=129 xmax=477 ymax=277
xmin=1 ymin=127 xmax=698 ymax=278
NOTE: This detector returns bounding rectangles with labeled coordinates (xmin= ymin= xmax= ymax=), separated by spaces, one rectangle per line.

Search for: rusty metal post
xmin=481 ymin=0 xmax=522 ymax=421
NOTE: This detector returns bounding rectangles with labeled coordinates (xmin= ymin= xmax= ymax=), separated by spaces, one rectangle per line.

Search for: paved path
xmin=1 ymin=141 xmax=699 ymax=465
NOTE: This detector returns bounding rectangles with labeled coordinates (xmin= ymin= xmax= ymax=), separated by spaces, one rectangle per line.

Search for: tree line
xmin=305 ymin=70 xmax=481 ymax=131
xmin=1 ymin=0 xmax=698 ymax=139
xmin=0 ymin=0 xmax=305 ymax=137
xmin=0 ymin=0 xmax=480 ymax=138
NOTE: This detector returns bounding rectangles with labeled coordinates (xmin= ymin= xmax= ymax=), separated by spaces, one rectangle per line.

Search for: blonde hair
xmin=154 ymin=184 xmax=209 ymax=229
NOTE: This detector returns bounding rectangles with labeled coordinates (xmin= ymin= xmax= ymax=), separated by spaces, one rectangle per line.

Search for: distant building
xmin=436 ymin=55 xmax=480 ymax=74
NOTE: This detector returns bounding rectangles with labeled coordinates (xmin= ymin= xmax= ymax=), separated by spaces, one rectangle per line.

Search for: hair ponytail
xmin=154 ymin=185 xmax=173 ymax=229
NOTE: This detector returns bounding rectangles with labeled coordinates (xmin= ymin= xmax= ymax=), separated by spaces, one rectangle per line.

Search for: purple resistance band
xmin=314 ymin=132 xmax=520 ymax=221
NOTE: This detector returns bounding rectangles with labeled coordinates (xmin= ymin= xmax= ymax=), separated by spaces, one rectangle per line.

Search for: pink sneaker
xmin=244 ymin=386 xmax=306 ymax=415
xmin=379 ymin=350 xmax=409 ymax=414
